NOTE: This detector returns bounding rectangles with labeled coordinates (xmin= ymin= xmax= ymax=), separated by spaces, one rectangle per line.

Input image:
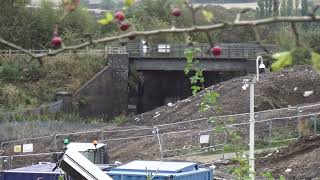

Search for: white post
xmin=249 ymin=79 xmax=255 ymax=179
xmin=256 ymin=56 xmax=261 ymax=81
xmin=153 ymin=127 xmax=163 ymax=159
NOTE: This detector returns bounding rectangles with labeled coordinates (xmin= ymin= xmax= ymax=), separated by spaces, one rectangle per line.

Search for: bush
xmin=291 ymin=47 xmax=311 ymax=65
xmin=0 ymin=61 xmax=22 ymax=81
xmin=112 ymin=114 xmax=129 ymax=125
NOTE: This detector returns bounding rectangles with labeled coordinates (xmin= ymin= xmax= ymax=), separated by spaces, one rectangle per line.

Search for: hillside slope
xmin=130 ymin=65 xmax=320 ymax=126
xmin=0 ymin=54 xmax=105 ymax=112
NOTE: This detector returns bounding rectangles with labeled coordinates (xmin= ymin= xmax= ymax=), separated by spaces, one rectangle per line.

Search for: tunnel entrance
xmin=128 ymin=70 xmax=245 ymax=114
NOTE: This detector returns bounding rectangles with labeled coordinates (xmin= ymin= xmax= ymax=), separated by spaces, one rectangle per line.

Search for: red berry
xmin=120 ymin=22 xmax=130 ymax=31
xmin=211 ymin=46 xmax=222 ymax=57
xmin=51 ymin=36 xmax=62 ymax=47
xmin=172 ymin=8 xmax=181 ymax=17
xmin=115 ymin=11 xmax=125 ymax=22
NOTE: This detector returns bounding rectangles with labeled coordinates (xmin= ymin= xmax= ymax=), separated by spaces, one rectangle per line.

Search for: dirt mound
xmin=257 ymin=135 xmax=320 ymax=179
xmin=130 ymin=65 xmax=320 ymax=126
xmin=3 ymin=65 xmax=320 ymax=178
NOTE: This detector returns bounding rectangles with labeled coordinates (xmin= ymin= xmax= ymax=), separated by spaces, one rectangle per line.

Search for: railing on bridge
xmin=0 ymin=43 xmax=275 ymax=59
xmin=127 ymin=43 xmax=275 ymax=59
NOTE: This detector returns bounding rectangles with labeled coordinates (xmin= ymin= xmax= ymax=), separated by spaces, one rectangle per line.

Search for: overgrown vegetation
xmin=0 ymin=54 xmax=105 ymax=111
xmin=0 ymin=0 xmax=98 ymax=49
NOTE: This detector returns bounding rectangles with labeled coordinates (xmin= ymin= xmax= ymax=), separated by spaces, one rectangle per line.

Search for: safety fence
xmin=1 ymin=102 xmax=320 ymax=170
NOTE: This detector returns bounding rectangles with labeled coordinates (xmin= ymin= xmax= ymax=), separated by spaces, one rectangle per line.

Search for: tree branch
xmin=0 ymin=37 xmax=38 ymax=58
xmin=1 ymin=16 xmax=320 ymax=59
xmin=291 ymin=22 xmax=301 ymax=47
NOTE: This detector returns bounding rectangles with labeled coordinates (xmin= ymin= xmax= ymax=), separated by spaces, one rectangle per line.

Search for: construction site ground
xmin=2 ymin=65 xmax=320 ymax=179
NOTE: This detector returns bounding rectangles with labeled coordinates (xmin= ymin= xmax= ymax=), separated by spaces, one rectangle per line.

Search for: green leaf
xmin=124 ymin=0 xmax=135 ymax=7
xmin=227 ymin=117 xmax=236 ymax=123
xmin=58 ymin=175 xmax=65 ymax=180
xmin=190 ymin=76 xmax=200 ymax=84
xmin=279 ymin=175 xmax=286 ymax=180
xmin=271 ymin=51 xmax=293 ymax=71
xmin=312 ymin=52 xmax=320 ymax=73
xmin=215 ymin=124 xmax=225 ymax=133
xmin=98 ymin=19 xmax=108 ymax=25
xmin=191 ymin=86 xmax=200 ymax=95
xmin=105 ymin=11 xmax=113 ymax=21
xmin=98 ymin=12 xmax=113 ymax=25
xmin=261 ymin=172 xmax=275 ymax=180
xmin=184 ymin=48 xmax=194 ymax=63
xmin=202 ymin=10 xmax=214 ymax=22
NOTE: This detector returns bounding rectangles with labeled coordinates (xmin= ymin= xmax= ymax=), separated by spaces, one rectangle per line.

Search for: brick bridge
xmin=0 ymin=43 xmax=275 ymax=117
xmin=125 ymin=42 xmax=274 ymax=72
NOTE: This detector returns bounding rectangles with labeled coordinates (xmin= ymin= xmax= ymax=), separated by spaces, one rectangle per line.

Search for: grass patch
xmin=0 ymin=54 xmax=105 ymax=111
xmin=112 ymin=114 xmax=130 ymax=125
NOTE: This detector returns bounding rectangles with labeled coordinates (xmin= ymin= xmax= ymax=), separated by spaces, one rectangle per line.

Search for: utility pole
xmin=249 ymin=78 xmax=256 ymax=180
xmin=242 ymin=77 xmax=256 ymax=179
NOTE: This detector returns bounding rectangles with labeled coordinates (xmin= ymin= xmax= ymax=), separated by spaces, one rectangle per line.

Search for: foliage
xmin=112 ymin=114 xmax=129 ymax=125
xmin=99 ymin=0 xmax=118 ymax=10
xmin=280 ymin=0 xmax=287 ymax=16
xmin=275 ymin=28 xmax=295 ymax=51
xmin=0 ymin=61 xmax=22 ymax=81
xmin=302 ymin=30 xmax=320 ymax=51
xmin=257 ymin=0 xmax=276 ymax=18
xmin=0 ymin=0 xmax=97 ymax=49
xmin=301 ymin=0 xmax=308 ymax=16
xmin=286 ymin=0 xmax=293 ymax=16
xmin=184 ymin=47 xmax=204 ymax=95
xmin=0 ymin=54 xmax=105 ymax=110
xmin=199 ymin=91 xmax=220 ymax=112
xmin=98 ymin=12 xmax=114 ymax=25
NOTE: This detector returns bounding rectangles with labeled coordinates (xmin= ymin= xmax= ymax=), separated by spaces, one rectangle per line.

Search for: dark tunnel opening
xmin=128 ymin=70 xmax=246 ymax=114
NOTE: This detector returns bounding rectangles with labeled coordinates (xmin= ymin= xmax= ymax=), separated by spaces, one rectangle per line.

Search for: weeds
xmin=112 ymin=114 xmax=129 ymax=125
xmin=0 ymin=54 xmax=105 ymax=111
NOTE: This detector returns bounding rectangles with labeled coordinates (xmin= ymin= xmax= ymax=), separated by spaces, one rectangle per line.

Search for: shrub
xmin=0 ymin=61 xmax=22 ymax=81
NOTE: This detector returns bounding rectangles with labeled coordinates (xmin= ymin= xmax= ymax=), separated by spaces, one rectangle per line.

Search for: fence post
xmin=314 ymin=115 xmax=317 ymax=135
xmin=10 ymin=156 xmax=13 ymax=170
xmin=153 ymin=126 xmax=163 ymax=159
xmin=53 ymin=134 xmax=58 ymax=150
xmin=100 ymin=130 xmax=104 ymax=142
xmin=268 ymin=120 xmax=273 ymax=147
xmin=222 ymin=133 xmax=227 ymax=160
xmin=297 ymin=107 xmax=302 ymax=137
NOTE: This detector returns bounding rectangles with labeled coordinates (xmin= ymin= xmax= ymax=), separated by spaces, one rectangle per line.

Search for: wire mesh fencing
xmin=1 ymin=103 xmax=320 ymax=170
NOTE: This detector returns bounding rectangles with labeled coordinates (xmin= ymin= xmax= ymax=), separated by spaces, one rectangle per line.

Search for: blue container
xmin=0 ymin=163 xmax=67 ymax=180
xmin=0 ymin=161 xmax=213 ymax=180
xmin=108 ymin=160 xmax=213 ymax=180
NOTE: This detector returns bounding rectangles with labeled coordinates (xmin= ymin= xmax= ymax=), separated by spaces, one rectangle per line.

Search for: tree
xmin=0 ymin=0 xmax=97 ymax=49
xmin=280 ymin=0 xmax=287 ymax=16
xmin=294 ymin=0 xmax=299 ymax=15
xmin=287 ymin=0 xmax=293 ymax=16
xmin=0 ymin=0 xmax=35 ymax=49
xmin=265 ymin=0 xmax=273 ymax=17
xmin=257 ymin=0 xmax=266 ymax=18
xmin=301 ymin=0 xmax=308 ymax=16
xmin=100 ymin=0 xmax=118 ymax=10
xmin=273 ymin=0 xmax=280 ymax=16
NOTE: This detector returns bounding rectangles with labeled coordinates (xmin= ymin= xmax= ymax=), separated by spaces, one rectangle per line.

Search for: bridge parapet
xmin=105 ymin=46 xmax=127 ymax=54
xmin=127 ymin=43 xmax=275 ymax=59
